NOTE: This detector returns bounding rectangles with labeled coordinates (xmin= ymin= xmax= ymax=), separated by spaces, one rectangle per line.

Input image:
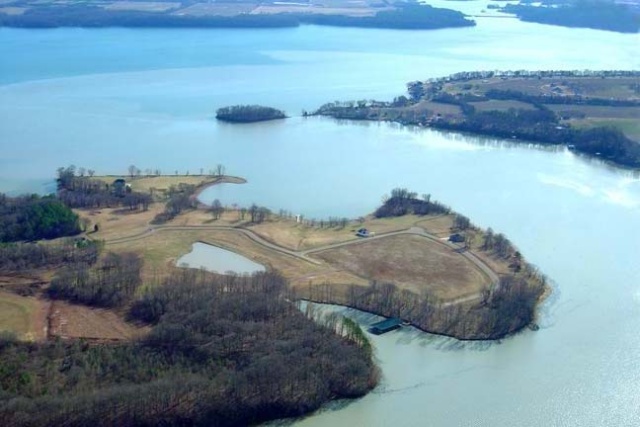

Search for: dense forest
xmin=0 ymin=269 xmax=378 ymax=426
xmin=503 ymin=1 xmax=640 ymax=33
xmin=0 ymin=194 xmax=81 ymax=242
xmin=215 ymin=105 xmax=287 ymax=123
xmin=0 ymin=3 xmax=475 ymax=30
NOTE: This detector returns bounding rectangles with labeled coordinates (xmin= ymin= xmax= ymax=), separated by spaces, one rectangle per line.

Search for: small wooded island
xmin=216 ymin=105 xmax=287 ymax=123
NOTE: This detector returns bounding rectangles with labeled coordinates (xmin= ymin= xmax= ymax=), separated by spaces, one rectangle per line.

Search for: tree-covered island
xmin=313 ymin=70 xmax=640 ymax=169
xmin=216 ymin=105 xmax=287 ymax=123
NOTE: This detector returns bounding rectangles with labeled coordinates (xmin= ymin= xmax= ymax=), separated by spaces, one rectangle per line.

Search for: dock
xmin=368 ymin=317 xmax=403 ymax=335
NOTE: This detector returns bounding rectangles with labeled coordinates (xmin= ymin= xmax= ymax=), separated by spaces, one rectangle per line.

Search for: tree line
xmin=0 ymin=193 xmax=81 ymax=242
xmin=0 ymin=239 xmax=100 ymax=273
xmin=502 ymin=1 xmax=640 ymax=33
xmin=57 ymin=166 xmax=152 ymax=211
xmin=48 ymin=251 xmax=143 ymax=308
xmin=0 ymin=3 xmax=475 ymax=30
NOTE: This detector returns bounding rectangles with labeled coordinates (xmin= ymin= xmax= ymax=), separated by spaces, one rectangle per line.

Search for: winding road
xmin=106 ymin=223 xmax=500 ymax=306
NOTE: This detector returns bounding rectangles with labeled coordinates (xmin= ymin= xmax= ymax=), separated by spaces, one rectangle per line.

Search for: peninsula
xmin=0 ymin=167 xmax=548 ymax=424
xmin=313 ymin=70 xmax=640 ymax=169
xmin=502 ymin=0 xmax=640 ymax=34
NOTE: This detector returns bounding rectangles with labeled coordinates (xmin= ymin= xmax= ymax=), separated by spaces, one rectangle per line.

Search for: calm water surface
xmin=1 ymin=14 xmax=639 ymax=426
xmin=177 ymin=242 xmax=265 ymax=274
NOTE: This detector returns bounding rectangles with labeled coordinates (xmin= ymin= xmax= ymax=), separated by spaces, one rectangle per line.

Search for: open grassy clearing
xmin=107 ymin=228 xmax=366 ymax=289
xmin=470 ymin=99 xmax=537 ymax=112
xmin=48 ymin=300 xmax=148 ymax=341
xmin=0 ymin=291 xmax=45 ymax=340
xmin=410 ymin=100 xmax=462 ymax=117
xmin=91 ymin=174 xmax=215 ymax=193
xmin=103 ymin=1 xmax=180 ymax=12
xmin=175 ymin=3 xmax=256 ymax=16
xmin=570 ymin=118 xmax=640 ymax=141
xmin=546 ymin=104 xmax=640 ymax=120
xmin=447 ymin=76 xmax=640 ymax=99
xmin=312 ymin=234 xmax=490 ymax=300
xmin=248 ymin=214 xmax=429 ymax=251
xmin=78 ymin=204 xmax=163 ymax=241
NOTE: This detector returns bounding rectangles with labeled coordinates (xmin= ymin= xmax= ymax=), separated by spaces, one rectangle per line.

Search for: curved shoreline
xmin=192 ymin=175 xmax=246 ymax=206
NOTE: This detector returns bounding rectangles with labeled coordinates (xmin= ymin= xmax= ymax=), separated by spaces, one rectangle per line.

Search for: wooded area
xmin=0 ymin=194 xmax=81 ymax=242
xmin=0 ymin=270 xmax=378 ymax=426
xmin=503 ymin=1 xmax=640 ymax=33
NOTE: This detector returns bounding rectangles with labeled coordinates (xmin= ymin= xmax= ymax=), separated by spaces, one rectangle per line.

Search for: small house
xmin=356 ymin=228 xmax=371 ymax=237
xmin=112 ymin=178 xmax=127 ymax=196
xmin=449 ymin=233 xmax=465 ymax=243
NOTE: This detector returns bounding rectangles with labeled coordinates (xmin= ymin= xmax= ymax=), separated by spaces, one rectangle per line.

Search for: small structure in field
xmin=356 ymin=228 xmax=372 ymax=237
xmin=449 ymin=233 xmax=465 ymax=243
xmin=369 ymin=318 xmax=403 ymax=335
xmin=112 ymin=178 xmax=127 ymax=196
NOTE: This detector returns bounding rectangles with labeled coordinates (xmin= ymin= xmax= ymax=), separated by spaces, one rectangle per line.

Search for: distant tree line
xmin=502 ymin=1 xmax=640 ymax=33
xmin=0 ymin=270 xmax=378 ymax=426
xmin=0 ymin=239 xmax=100 ymax=273
xmin=0 ymin=3 xmax=475 ymax=30
xmin=302 ymin=4 xmax=475 ymax=29
xmin=48 ymin=252 xmax=143 ymax=308
xmin=216 ymin=105 xmax=287 ymax=123
xmin=0 ymin=193 xmax=81 ymax=242
xmin=0 ymin=6 xmax=300 ymax=28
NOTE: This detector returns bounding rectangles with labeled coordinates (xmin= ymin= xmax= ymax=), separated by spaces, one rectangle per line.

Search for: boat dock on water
xmin=368 ymin=318 xmax=404 ymax=335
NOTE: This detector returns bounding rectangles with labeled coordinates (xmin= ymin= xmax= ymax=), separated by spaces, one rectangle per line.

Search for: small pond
xmin=177 ymin=242 xmax=266 ymax=275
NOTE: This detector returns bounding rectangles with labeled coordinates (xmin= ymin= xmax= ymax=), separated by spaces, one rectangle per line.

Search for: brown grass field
xmin=447 ymin=76 xmax=640 ymax=100
xmin=91 ymin=174 xmax=237 ymax=195
xmin=248 ymin=214 xmax=429 ymax=251
xmin=313 ymin=234 xmax=490 ymax=300
xmin=470 ymin=99 xmax=536 ymax=112
xmin=0 ymin=291 xmax=47 ymax=341
xmin=48 ymin=300 xmax=149 ymax=341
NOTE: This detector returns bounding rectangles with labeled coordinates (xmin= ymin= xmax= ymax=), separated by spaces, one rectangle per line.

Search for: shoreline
xmin=192 ymin=175 xmax=246 ymax=206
